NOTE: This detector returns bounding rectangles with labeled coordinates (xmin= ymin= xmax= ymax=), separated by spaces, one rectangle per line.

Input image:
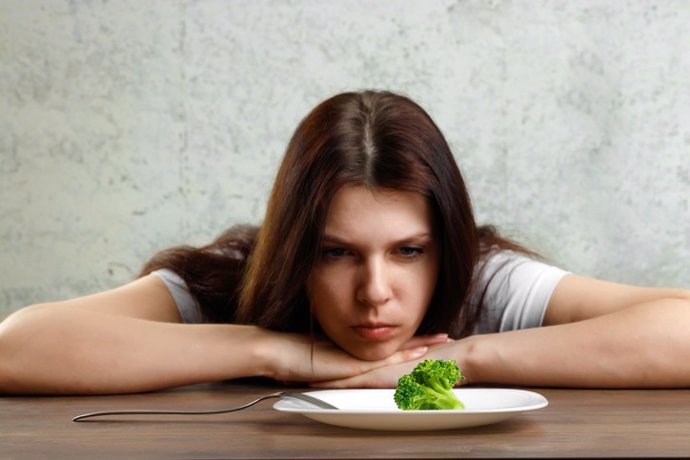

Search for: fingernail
xmin=410 ymin=346 xmax=428 ymax=357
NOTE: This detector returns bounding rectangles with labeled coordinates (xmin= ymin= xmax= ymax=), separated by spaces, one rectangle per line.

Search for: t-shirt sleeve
xmin=470 ymin=251 xmax=570 ymax=335
xmin=150 ymin=268 xmax=207 ymax=324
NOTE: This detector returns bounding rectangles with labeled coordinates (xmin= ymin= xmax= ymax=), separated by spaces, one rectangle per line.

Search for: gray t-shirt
xmin=152 ymin=250 xmax=568 ymax=334
xmin=468 ymin=251 xmax=569 ymax=334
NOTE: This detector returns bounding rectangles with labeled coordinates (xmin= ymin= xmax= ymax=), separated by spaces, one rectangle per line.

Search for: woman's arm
xmin=0 ymin=275 xmax=263 ymax=394
xmin=465 ymin=274 xmax=690 ymax=387
xmin=0 ymin=275 xmax=432 ymax=395
xmin=317 ymin=275 xmax=690 ymax=388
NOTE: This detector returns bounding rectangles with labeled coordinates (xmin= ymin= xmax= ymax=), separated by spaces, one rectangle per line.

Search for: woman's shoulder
xmin=471 ymin=249 xmax=570 ymax=334
xmin=151 ymin=269 xmax=207 ymax=324
xmin=477 ymin=248 xmax=567 ymax=281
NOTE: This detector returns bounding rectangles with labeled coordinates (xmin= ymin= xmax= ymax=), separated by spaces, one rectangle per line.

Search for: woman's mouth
xmin=352 ymin=324 xmax=397 ymax=341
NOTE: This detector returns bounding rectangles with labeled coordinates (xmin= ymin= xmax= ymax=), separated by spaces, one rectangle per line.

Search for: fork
xmin=72 ymin=391 xmax=338 ymax=422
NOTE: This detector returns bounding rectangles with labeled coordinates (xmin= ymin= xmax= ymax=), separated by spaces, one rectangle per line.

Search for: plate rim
xmin=273 ymin=387 xmax=548 ymax=415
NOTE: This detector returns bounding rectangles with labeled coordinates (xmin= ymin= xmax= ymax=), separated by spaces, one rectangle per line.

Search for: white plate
xmin=273 ymin=388 xmax=548 ymax=431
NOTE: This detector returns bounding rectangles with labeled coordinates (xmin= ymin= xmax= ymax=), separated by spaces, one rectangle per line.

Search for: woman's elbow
xmin=0 ymin=304 xmax=51 ymax=394
xmin=0 ymin=316 xmax=20 ymax=393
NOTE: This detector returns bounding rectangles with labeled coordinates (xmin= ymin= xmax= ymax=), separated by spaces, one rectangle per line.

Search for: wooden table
xmin=3 ymin=381 xmax=690 ymax=459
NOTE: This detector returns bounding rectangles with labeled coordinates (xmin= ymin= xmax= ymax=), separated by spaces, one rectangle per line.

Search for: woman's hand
xmin=258 ymin=330 xmax=450 ymax=384
xmin=309 ymin=339 xmax=463 ymax=388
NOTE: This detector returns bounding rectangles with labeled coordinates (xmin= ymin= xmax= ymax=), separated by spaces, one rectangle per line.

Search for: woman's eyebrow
xmin=321 ymin=232 xmax=434 ymax=244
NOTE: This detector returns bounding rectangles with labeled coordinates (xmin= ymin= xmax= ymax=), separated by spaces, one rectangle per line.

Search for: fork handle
xmin=72 ymin=392 xmax=284 ymax=422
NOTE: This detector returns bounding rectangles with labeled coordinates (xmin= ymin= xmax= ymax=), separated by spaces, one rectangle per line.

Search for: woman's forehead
xmin=323 ymin=185 xmax=433 ymax=241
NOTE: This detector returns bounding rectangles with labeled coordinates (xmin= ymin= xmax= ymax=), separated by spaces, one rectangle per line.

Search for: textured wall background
xmin=1 ymin=0 xmax=689 ymax=316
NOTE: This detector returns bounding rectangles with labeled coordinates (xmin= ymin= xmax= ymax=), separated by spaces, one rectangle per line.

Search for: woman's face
xmin=306 ymin=185 xmax=440 ymax=361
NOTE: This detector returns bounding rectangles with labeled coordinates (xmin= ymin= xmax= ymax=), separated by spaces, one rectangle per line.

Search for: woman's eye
xmin=398 ymin=246 xmax=424 ymax=257
xmin=322 ymin=247 xmax=349 ymax=258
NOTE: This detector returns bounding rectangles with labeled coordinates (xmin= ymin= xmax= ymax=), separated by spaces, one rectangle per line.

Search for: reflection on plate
xmin=273 ymin=388 xmax=548 ymax=431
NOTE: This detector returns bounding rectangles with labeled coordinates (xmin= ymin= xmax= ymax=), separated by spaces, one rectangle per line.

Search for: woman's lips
xmin=352 ymin=325 xmax=397 ymax=341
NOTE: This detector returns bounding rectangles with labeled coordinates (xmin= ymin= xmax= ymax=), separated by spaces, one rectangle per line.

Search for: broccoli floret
xmin=393 ymin=359 xmax=465 ymax=410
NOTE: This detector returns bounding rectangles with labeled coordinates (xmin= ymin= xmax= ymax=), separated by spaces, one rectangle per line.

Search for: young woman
xmin=1 ymin=90 xmax=689 ymax=395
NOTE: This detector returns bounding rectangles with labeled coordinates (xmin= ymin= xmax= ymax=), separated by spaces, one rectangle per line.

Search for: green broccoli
xmin=393 ymin=359 xmax=465 ymax=410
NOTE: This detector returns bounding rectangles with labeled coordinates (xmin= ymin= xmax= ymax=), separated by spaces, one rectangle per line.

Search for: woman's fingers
xmin=312 ymin=361 xmax=416 ymax=388
xmin=386 ymin=346 xmax=428 ymax=364
xmin=278 ymin=333 xmax=455 ymax=384
xmin=300 ymin=343 xmax=425 ymax=384
xmin=399 ymin=333 xmax=451 ymax=350
xmin=309 ymin=335 xmax=452 ymax=380
xmin=312 ymin=339 xmax=465 ymax=388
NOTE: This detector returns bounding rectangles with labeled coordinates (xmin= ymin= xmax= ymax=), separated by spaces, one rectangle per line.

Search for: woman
xmin=1 ymin=90 xmax=689 ymax=394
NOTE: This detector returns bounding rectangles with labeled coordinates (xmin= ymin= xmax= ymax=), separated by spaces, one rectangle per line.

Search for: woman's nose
xmin=356 ymin=258 xmax=393 ymax=307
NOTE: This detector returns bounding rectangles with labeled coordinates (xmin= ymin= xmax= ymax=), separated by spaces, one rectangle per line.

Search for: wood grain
xmin=2 ymin=382 xmax=690 ymax=459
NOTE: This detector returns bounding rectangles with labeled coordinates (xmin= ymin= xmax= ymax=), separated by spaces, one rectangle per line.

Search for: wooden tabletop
xmin=3 ymin=381 xmax=690 ymax=459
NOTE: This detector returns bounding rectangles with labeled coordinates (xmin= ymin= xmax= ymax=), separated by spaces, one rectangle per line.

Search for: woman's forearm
xmin=0 ymin=303 xmax=435 ymax=395
xmin=0 ymin=305 xmax=268 ymax=394
xmin=462 ymin=298 xmax=690 ymax=388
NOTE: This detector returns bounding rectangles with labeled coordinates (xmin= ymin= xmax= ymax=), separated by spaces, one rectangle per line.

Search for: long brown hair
xmin=237 ymin=90 xmax=481 ymax=337
xmin=141 ymin=90 xmax=529 ymax=337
